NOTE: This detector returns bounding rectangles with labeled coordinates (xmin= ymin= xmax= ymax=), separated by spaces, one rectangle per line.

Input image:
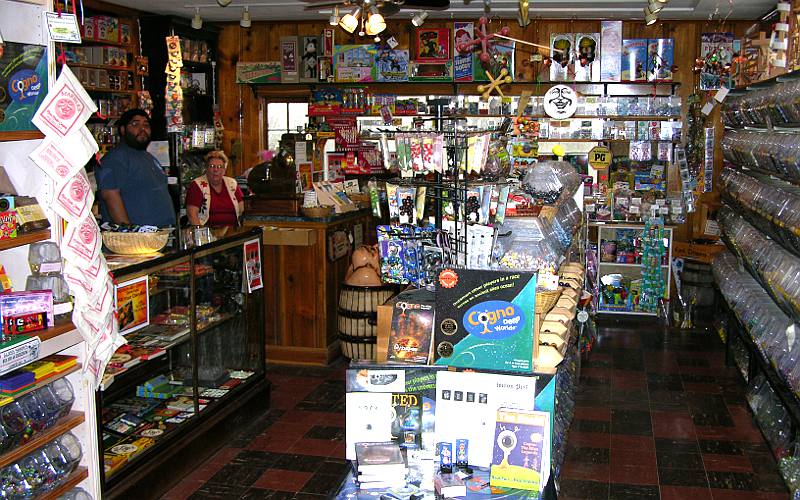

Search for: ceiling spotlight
xmin=191 ymin=7 xmax=203 ymax=29
xmin=647 ymin=0 xmax=665 ymax=13
xmin=240 ymin=6 xmax=251 ymax=28
xmin=411 ymin=10 xmax=428 ymax=27
xmin=365 ymin=6 xmax=386 ymax=35
xmin=217 ymin=0 xmax=232 ymax=6
xmin=339 ymin=6 xmax=361 ymax=33
xmin=329 ymin=5 xmax=340 ymax=26
xmin=644 ymin=6 xmax=658 ymax=25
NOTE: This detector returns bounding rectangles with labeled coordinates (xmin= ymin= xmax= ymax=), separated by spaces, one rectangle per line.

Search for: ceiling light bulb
xmin=374 ymin=36 xmax=381 ymax=42
xmin=411 ymin=10 xmax=428 ymax=27
xmin=365 ymin=6 xmax=386 ymax=35
xmin=191 ymin=8 xmax=202 ymax=29
xmin=329 ymin=6 xmax=340 ymax=25
xmin=339 ymin=7 xmax=361 ymax=33
xmin=240 ymin=6 xmax=251 ymax=28
xmin=647 ymin=0 xmax=664 ymax=13
xmin=644 ymin=6 xmax=658 ymax=25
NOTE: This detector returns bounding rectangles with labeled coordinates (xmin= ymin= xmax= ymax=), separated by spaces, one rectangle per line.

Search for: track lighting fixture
xmin=339 ymin=6 xmax=361 ymax=33
xmin=644 ymin=6 xmax=658 ymax=25
xmin=240 ymin=6 xmax=251 ymax=28
xmin=191 ymin=7 xmax=203 ymax=29
xmin=648 ymin=0 xmax=665 ymax=13
xmin=329 ymin=5 xmax=340 ymax=25
xmin=411 ymin=10 xmax=428 ymax=27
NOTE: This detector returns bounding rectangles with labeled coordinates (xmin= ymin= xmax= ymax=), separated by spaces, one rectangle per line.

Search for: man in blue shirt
xmin=96 ymin=109 xmax=176 ymax=227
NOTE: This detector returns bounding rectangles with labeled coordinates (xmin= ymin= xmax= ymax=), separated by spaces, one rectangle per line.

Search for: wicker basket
xmin=102 ymin=230 xmax=171 ymax=255
xmin=536 ymin=288 xmax=562 ymax=314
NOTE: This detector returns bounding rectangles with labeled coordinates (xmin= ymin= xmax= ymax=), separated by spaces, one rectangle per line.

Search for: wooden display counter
xmin=244 ymin=208 xmax=376 ymax=365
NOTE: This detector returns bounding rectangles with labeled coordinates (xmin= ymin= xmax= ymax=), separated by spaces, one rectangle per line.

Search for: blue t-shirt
xmin=96 ymin=143 xmax=176 ymax=227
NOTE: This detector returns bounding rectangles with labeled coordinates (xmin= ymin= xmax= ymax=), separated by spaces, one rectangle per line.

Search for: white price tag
xmin=167 ymin=176 xmax=178 ymax=185
xmin=776 ymin=23 xmax=790 ymax=32
xmin=631 ymin=198 xmax=642 ymax=205
xmin=44 ymin=12 xmax=82 ymax=43
xmin=0 ymin=337 xmax=41 ymax=377
xmin=701 ymin=102 xmax=715 ymax=116
xmin=775 ymin=58 xmax=787 ymax=68
xmin=537 ymin=273 xmax=559 ymax=291
xmin=387 ymin=36 xmax=399 ymax=49
xmin=787 ymin=324 xmax=796 ymax=349
xmin=778 ymin=2 xmax=791 ymax=12
xmin=629 ymin=205 xmax=640 ymax=214
xmin=714 ymin=87 xmax=729 ymax=102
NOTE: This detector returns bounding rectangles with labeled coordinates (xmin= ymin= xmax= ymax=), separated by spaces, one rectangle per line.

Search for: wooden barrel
xmin=338 ymin=284 xmax=395 ymax=361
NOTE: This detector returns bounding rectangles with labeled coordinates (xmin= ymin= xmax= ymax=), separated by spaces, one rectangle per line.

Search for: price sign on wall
xmin=588 ymin=146 xmax=612 ymax=170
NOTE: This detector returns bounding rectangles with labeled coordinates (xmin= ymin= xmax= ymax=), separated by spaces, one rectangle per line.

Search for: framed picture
xmin=299 ymin=35 xmax=320 ymax=83
xmin=0 ymin=43 xmax=48 ymax=140
xmin=280 ymin=36 xmax=299 ymax=83
xmin=416 ymin=28 xmax=450 ymax=62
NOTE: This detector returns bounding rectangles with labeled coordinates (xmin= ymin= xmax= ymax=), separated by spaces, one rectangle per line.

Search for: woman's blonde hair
xmin=205 ymin=150 xmax=229 ymax=168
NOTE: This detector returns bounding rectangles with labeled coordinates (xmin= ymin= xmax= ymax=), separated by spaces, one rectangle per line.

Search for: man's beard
xmin=123 ymin=130 xmax=151 ymax=150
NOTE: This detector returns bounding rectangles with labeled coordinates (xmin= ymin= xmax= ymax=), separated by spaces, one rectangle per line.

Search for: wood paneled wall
xmin=216 ymin=18 xmax=751 ymax=240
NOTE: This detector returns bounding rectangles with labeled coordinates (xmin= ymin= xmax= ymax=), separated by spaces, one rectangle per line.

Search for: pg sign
xmin=588 ymin=146 xmax=612 ymax=170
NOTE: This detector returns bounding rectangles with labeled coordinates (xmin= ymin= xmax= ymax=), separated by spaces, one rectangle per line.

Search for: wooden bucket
xmin=338 ymin=284 xmax=395 ymax=361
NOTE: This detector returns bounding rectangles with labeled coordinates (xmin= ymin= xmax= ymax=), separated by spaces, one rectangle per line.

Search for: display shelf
xmin=38 ymin=324 xmax=83 ymax=360
xmin=447 ymin=114 xmax=682 ymax=120
xmin=720 ymin=223 xmax=800 ymax=325
xmin=68 ymin=63 xmax=134 ymax=72
xmin=0 ymin=229 xmax=51 ymax=251
xmin=598 ymin=262 xmax=669 ymax=268
xmin=0 ymin=364 xmax=80 ymax=406
xmin=39 ymin=467 xmax=88 ymax=500
xmin=80 ymin=36 xmax=134 ymax=48
xmin=0 ymin=411 xmax=85 ymax=469
xmin=722 ymin=192 xmax=800 ymax=260
xmin=81 ymin=87 xmax=137 ymax=95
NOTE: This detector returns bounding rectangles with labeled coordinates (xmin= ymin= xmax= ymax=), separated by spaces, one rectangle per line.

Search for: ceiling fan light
xmin=366 ymin=7 xmax=386 ymax=35
xmin=339 ymin=7 xmax=361 ymax=33
xmin=240 ymin=6 xmax=251 ymax=28
xmin=647 ymin=0 xmax=664 ymax=13
xmin=411 ymin=10 xmax=428 ymax=27
xmin=644 ymin=6 xmax=658 ymax=25
xmin=191 ymin=7 xmax=202 ymax=29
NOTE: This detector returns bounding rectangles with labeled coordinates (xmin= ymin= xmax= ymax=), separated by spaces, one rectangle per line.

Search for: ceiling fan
xmin=302 ymin=0 xmax=449 ymax=29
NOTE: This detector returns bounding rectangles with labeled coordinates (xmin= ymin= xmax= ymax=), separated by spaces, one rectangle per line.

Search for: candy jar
xmin=49 ymin=378 xmax=75 ymax=421
xmin=18 ymin=449 xmax=59 ymax=493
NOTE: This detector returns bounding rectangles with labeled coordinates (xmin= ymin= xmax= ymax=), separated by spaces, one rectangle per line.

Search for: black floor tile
xmin=239 ymin=489 xmax=275 ymax=500
xmin=570 ymin=419 xmax=611 ymax=434
xmin=656 ymin=451 xmax=704 ymax=470
xmin=272 ymin=453 xmax=324 ymax=473
xmin=706 ymin=471 xmax=759 ymax=490
xmin=314 ymin=458 xmax=351 ymax=476
xmin=207 ymin=464 xmax=266 ymax=487
xmin=609 ymin=483 xmax=660 ymax=499
xmin=559 ymin=479 xmax=609 ymax=499
xmin=657 ymin=468 xmax=709 ymax=488
xmin=292 ymin=494 xmax=327 ymax=499
xmin=647 ymin=373 xmax=684 ymax=391
xmin=654 ymin=438 xmax=700 ymax=454
xmin=233 ymin=450 xmax=281 ymax=469
xmin=298 ymin=473 xmax=347 ymax=496
xmin=691 ymin=412 xmax=734 ymax=427
xmin=611 ymin=409 xmax=652 ymax=436
xmin=698 ymin=440 xmax=743 ymax=455
xmin=756 ymin=472 xmax=790 ymax=492
xmin=189 ymin=483 xmax=250 ymax=499
xmin=565 ymin=446 xmax=610 ymax=465
xmin=304 ymin=425 xmax=345 ymax=440
xmin=676 ymin=357 xmax=711 ymax=367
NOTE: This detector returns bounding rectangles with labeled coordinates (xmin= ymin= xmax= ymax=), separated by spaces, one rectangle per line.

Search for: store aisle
xmin=560 ymin=320 xmax=789 ymax=500
xmin=161 ymin=363 xmax=349 ymax=500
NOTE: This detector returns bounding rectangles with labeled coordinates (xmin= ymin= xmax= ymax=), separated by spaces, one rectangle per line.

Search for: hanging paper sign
xmin=588 ymin=146 xmax=612 ymax=170
xmin=543 ymin=85 xmax=577 ymax=119
xmin=62 ymin=215 xmax=101 ymax=268
xmin=32 ymin=65 xmax=96 ymax=138
xmin=30 ymin=126 xmax=98 ymax=183
xmin=243 ymin=238 xmax=263 ymax=292
xmin=44 ymin=12 xmax=82 ymax=43
xmin=657 ymin=142 xmax=673 ymax=162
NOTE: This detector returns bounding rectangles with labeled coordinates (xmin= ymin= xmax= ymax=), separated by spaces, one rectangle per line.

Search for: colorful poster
xmin=280 ymin=36 xmax=298 ymax=83
xmin=647 ymin=38 xmax=674 ymax=81
xmin=416 ymin=28 xmax=450 ymax=62
xmin=600 ymin=21 xmax=622 ymax=82
xmin=0 ymin=43 xmax=48 ymax=134
xmin=334 ymin=45 xmax=375 ymax=82
xmin=299 ymin=36 xmax=320 ymax=83
xmin=474 ymin=39 xmax=515 ymax=81
xmin=574 ymin=33 xmax=600 ymax=82
xmin=114 ymin=275 xmax=149 ymax=335
xmin=453 ymin=22 xmax=474 ymax=82
xmin=244 ymin=238 xmax=263 ymax=292
xmin=621 ymin=39 xmax=648 ymax=81
xmin=490 ymin=408 xmax=550 ymax=492
xmin=700 ymin=32 xmax=734 ymax=90
xmin=549 ymin=34 xmax=573 ymax=81
xmin=373 ymin=48 xmax=408 ymax=82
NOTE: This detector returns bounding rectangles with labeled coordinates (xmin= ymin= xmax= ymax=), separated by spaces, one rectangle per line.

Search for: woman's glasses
xmin=208 ymin=163 xmax=226 ymax=170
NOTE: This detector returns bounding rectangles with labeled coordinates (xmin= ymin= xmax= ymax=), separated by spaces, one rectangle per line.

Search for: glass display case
xmin=96 ymin=228 xmax=267 ymax=498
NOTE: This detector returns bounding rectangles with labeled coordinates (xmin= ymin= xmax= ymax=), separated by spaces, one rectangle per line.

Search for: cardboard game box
xmin=621 ymin=39 xmax=648 ymax=81
xmin=434 ymin=268 xmax=537 ymax=372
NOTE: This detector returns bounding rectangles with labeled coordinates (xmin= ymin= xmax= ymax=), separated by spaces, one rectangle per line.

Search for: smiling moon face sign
xmin=543 ymin=84 xmax=578 ymax=119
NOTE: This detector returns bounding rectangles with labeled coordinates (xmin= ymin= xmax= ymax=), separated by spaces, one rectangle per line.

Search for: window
xmin=266 ymin=102 xmax=309 ymax=150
